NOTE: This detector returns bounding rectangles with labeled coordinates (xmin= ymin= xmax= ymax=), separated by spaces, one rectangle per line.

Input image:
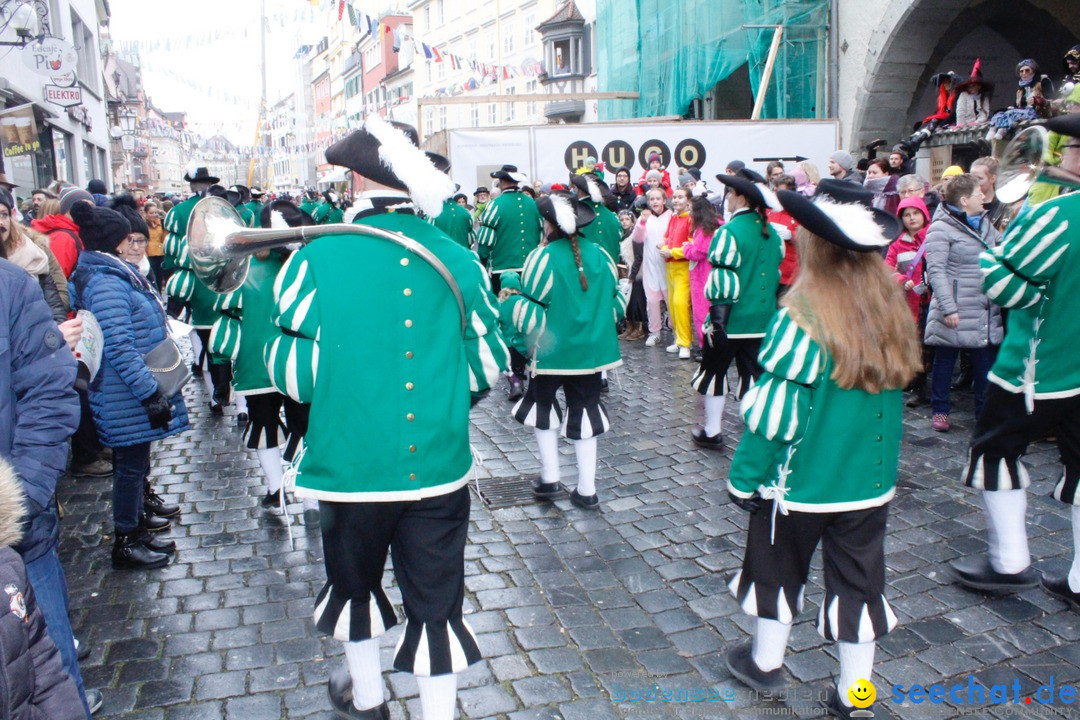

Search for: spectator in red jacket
xmin=29 ymin=186 xmax=93 ymax=279
xmin=767 ymin=175 xmax=800 ymax=296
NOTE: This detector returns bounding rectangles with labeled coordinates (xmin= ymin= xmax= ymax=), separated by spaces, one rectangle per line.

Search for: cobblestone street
xmin=59 ymin=338 xmax=1078 ymax=720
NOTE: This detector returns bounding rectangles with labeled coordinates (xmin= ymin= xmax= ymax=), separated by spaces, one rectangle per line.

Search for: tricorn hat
xmin=324 ymin=117 xmax=453 ymax=218
xmin=183 ymin=163 xmax=220 ymax=184
xmin=536 ymin=192 xmax=595 ymax=239
xmin=1046 ymin=112 xmax=1080 ymax=138
xmin=715 ymin=168 xmax=780 ymax=210
xmin=776 ymin=179 xmax=901 ymax=253
xmin=250 ymin=186 xmax=266 ymax=197
xmin=261 ymin=199 xmax=315 ymax=229
xmin=490 ymin=164 xmax=529 ymax=184
xmin=229 ymin=184 xmax=252 ymax=203
xmin=569 ymin=172 xmax=607 ymax=204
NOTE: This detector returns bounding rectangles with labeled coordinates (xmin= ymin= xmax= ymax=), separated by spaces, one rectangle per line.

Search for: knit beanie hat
xmin=59 ymin=185 xmax=94 ymax=215
xmin=726 ymin=160 xmax=746 ymax=173
xmin=110 ymin=194 xmax=149 ymax=238
xmin=645 ymin=169 xmax=663 ymax=183
xmin=830 ymin=151 xmax=855 ymax=171
xmin=70 ymin=202 xmax=130 ymax=254
xmin=87 ymin=179 xmax=108 ymax=195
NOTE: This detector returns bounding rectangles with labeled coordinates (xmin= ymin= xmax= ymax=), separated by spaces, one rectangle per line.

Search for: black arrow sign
xmin=752 ymin=155 xmax=809 ymax=163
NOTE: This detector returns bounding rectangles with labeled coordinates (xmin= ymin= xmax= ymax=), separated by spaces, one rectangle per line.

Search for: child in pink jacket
xmin=885 ymin=196 xmax=931 ymax=321
xmin=682 ymin=194 xmax=722 ymax=348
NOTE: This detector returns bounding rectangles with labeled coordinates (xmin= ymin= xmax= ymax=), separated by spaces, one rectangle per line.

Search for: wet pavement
xmin=58 ymin=336 xmax=1079 ymax=720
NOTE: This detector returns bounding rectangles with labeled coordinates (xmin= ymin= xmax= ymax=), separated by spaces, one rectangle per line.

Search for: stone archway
xmin=847 ymin=0 xmax=1080 ymax=151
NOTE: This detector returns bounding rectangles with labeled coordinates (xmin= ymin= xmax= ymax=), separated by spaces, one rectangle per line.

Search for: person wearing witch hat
xmin=163 ymin=164 xmax=233 ymax=415
xmin=569 ymin=172 xmax=622 ymax=265
xmin=948 ymin=113 xmax=1080 ymax=602
xmin=504 ymin=192 xmax=625 ymax=511
xmin=690 ymin=169 xmax=783 ymax=449
xmin=313 ymin=189 xmax=345 ymax=225
xmin=954 ymin=59 xmax=992 ymax=126
xmin=432 ymin=183 xmax=474 ymax=250
xmin=475 ymin=164 xmax=543 ymax=294
xmin=209 ymin=200 xmax=319 ymax=523
xmin=264 ymin=116 xmax=508 ymax=720
xmin=246 ymin=187 xmax=266 ymax=228
xmin=723 ymin=179 xmax=921 ymax=719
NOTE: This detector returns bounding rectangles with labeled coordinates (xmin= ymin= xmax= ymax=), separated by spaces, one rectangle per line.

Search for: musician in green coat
xmin=570 ymin=172 xmax=622 ymax=264
xmin=163 ymin=164 xmax=232 ymax=414
xmin=474 ymin=165 xmax=542 ymax=292
xmin=432 ymin=193 xmax=474 ymax=250
xmin=312 ymin=190 xmax=344 ymax=225
xmin=722 ymin=181 xmax=921 ymax=717
xmin=264 ymin=117 xmax=508 ymax=720
xmin=245 ymin=187 xmax=265 ymax=228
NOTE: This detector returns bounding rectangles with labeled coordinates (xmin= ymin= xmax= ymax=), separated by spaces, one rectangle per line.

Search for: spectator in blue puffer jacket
xmin=0 ymin=252 xmax=92 ymax=717
xmin=69 ymin=203 xmax=189 ymax=571
xmin=0 ymin=456 xmax=85 ymax=719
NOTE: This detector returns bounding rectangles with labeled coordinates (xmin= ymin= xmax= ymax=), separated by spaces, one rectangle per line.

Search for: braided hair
xmin=569 ymin=234 xmax=588 ymax=291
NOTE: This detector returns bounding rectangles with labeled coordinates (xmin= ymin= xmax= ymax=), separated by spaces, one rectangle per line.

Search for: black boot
xmin=137 ymin=522 xmax=176 ymax=555
xmin=141 ymin=512 xmax=171 ymax=532
xmin=144 ymin=480 xmax=180 ymax=518
xmin=209 ymin=362 xmax=233 ymax=407
xmin=507 ymin=374 xmax=524 ymax=401
xmin=112 ymin=530 xmax=169 ymax=569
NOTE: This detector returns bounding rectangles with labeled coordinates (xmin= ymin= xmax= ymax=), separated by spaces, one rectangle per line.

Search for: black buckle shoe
xmin=569 ymin=490 xmax=599 ymax=511
xmin=112 ymin=531 xmax=169 ymax=569
xmin=209 ymin=403 xmax=225 ymax=417
xmin=725 ymin=642 xmax=785 ymax=693
xmin=261 ymin=489 xmax=285 ymax=509
xmin=691 ymin=428 xmax=724 ymax=451
xmin=507 ymin=374 xmax=525 ymax=401
xmin=948 ymin=556 xmax=1039 ymax=591
xmin=141 ymin=513 xmax=171 ymax=533
xmin=531 ymin=477 xmax=562 ymax=500
xmin=144 ymin=482 xmax=180 ymax=518
xmin=327 ymin=668 xmax=389 ymax=720
xmin=136 ymin=525 xmax=176 ymax=555
xmin=1041 ymin=573 xmax=1080 ymax=609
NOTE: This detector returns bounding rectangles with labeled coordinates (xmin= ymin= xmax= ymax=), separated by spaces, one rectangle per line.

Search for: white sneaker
xmin=644 ymin=333 xmax=661 ymax=347
xmin=666 ymin=343 xmax=679 ymax=353
xmin=678 ymin=347 xmax=691 ymax=359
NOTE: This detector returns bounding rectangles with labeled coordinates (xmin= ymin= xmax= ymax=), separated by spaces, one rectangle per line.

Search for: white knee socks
xmin=837 ymin=641 xmax=876 ymax=707
xmin=302 ymin=497 xmax=319 ymax=511
xmin=983 ymin=489 xmax=1031 ymax=574
xmin=574 ymin=437 xmax=597 ymax=497
xmin=255 ymin=447 xmax=284 ymax=494
xmin=752 ymin=617 xmax=791 ymax=672
xmin=189 ymin=329 xmax=203 ymax=366
xmin=416 ymin=674 xmax=457 ymax=720
xmin=343 ymin=639 xmax=384 ymax=710
xmin=1070 ymin=506 xmax=1080 ymax=593
xmin=704 ymin=395 xmax=726 ymax=437
xmin=235 ymin=395 xmax=247 ymax=414
xmin=535 ymin=428 xmax=560 ymax=485
xmin=201 ymin=370 xmax=216 ymax=404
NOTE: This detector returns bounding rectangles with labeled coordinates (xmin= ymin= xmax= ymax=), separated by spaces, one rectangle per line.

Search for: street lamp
xmin=0 ymin=1 xmax=43 ymax=47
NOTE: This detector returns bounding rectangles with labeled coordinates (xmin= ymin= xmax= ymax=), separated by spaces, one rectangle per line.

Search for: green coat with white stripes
xmin=264 ymin=209 xmax=509 ymax=501
xmin=163 ymin=194 xmax=222 ymax=330
xmin=474 ymin=189 xmax=543 ymax=273
xmin=704 ymin=209 xmax=783 ymax=338
xmin=209 ymin=255 xmax=284 ymax=394
xmin=504 ymin=236 xmax=625 ymax=375
xmin=728 ymin=308 xmax=903 ymax=513
xmin=980 ymin=193 xmax=1080 ymax=398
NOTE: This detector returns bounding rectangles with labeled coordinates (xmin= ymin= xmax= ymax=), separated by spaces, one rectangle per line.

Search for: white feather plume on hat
xmin=583 ymin=174 xmax=603 ymax=204
xmin=364 ymin=116 xmax=455 ymax=219
xmin=549 ymin=193 xmax=577 ymax=235
xmin=812 ymin=197 xmax=890 ymax=248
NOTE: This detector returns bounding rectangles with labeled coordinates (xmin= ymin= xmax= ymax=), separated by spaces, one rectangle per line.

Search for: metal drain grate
xmin=474 ymin=476 xmax=569 ymax=508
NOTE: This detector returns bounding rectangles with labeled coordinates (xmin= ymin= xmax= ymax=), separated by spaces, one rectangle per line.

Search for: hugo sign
xmin=22 ymin=37 xmax=78 ymax=77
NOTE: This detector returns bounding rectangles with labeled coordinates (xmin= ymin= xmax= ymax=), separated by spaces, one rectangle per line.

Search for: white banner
xmin=447 ymin=120 xmax=841 ymax=194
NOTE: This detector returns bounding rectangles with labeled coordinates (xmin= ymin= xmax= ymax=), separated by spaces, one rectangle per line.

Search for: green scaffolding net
xmin=596 ymin=0 xmax=829 ymax=121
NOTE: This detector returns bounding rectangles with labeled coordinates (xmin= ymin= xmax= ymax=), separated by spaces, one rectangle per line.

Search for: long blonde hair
xmin=783 ymin=228 xmax=921 ymax=392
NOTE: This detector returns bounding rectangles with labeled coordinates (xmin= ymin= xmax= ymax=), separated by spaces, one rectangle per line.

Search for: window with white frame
xmin=471 ymin=106 xmax=479 ymax=127
xmin=439 ymin=106 xmax=447 ymax=130
xmin=505 ymin=84 xmax=515 ymax=122
xmin=435 ymin=0 xmax=444 ymax=25
xmin=523 ymin=13 xmax=535 ymax=46
xmin=488 ymin=103 xmax=497 ymax=125
xmin=71 ymin=11 xmax=98 ymax=92
xmin=502 ymin=17 xmax=514 ymax=55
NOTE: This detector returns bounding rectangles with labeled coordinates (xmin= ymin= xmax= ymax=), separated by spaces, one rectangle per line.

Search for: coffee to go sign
xmin=45 ymin=85 xmax=82 ymax=108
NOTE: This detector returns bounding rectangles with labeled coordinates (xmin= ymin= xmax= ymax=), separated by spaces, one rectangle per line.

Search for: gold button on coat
xmin=407 ymin=413 xmax=415 ymax=421
xmin=404 ymin=319 xmax=413 ymax=328
xmin=409 ymin=473 xmax=417 ymax=481
xmin=404 ymin=288 xmax=412 ymax=296
xmin=405 ymin=382 xmax=414 ymax=390
xmin=400 ymin=258 xmax=409 ymax=266
xmin=409 ymin=445 xmax=416 ymax=453
xmin=405 ymin=351 xmax=413 ymax=359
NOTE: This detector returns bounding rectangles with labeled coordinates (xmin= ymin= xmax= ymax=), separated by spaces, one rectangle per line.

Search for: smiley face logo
xmin=848 ymin=679 xmax=876 ymax=708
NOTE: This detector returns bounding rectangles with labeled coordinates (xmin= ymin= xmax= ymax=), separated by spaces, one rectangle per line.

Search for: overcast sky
xmin=106 ymin=0 xmax=332 ymax=145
